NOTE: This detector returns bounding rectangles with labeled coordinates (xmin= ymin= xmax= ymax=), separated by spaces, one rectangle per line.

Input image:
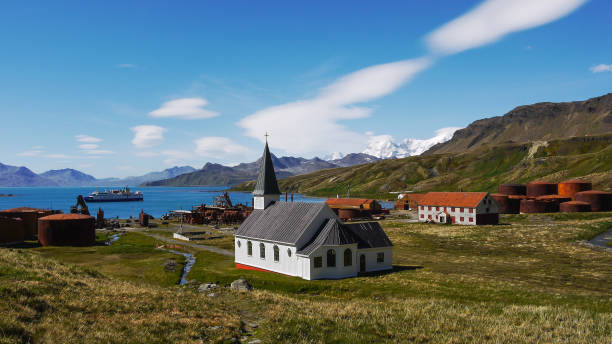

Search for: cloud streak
xmin=195 ymin=137 xmax=249 ymax=158
xmin=238 ymin=0 xmax=587 ymax=156
xmin=76 ymin=135 xmax=102 ymax=143
xmin=150 ymin=98 xmax=219 ymax=120
xmin=131 ymin=125 xmax=166 ymax=148
xmin=591 ymin=64 xmax=612 ymax=73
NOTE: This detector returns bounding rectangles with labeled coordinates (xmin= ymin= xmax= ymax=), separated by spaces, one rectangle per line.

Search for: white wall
xmin=253 ymin=194 xmax=280 ymax=210
xmin=306 ymin=244 xmax=359 ymax=280
xmin=356 ymin=247 xmax=393 ymax=273
xmin=234 ymin=237 xmax=298 ymax=276
xmin=417 ymin=193 xmax=499 ymax=226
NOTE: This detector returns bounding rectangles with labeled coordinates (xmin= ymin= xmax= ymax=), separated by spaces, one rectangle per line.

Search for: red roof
xmin=325 ymin=198 xmax=375 ymax=207
xmin=39 ymin=214 xmax=93 ymax=221
xmin=418 ymin=192 xmax=488 ymax=208
xmin=0 ymin=207 xmax=45 ymax=213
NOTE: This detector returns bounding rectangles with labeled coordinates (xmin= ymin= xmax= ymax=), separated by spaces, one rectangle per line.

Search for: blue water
xmin=0 ymin=186 xmax=325 ymax=219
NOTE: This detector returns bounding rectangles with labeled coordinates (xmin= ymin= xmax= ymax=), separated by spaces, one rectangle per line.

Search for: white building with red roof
xmin=417 ymin=192 xmax=499 ymax=225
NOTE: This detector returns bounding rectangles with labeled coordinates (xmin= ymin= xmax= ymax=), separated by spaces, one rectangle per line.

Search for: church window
xmin=314 ymin=256 xmax=322 ymax=268
xmin=327 ymin=249 xmax=336 ymax=267
xmin=237 ymin=240 xmax=241 ymax=248
xmin=260 ymin=243 xmax=265 ymax=259
xmin=273 ymin=245 xmax=279 ymax=262
xmin=377 ymin=252 xmax=384 ymax=263
xmin=247 ymin=241 xmax=252 ymax=256
xmin=344 ymin=249 xmax=352 ymax=266
xmin=287 ymin=248 xmax=292 ymax=257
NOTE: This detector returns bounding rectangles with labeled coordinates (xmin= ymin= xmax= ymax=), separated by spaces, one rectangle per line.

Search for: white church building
xmin=234 ymin=141 xmax=393 ymax=280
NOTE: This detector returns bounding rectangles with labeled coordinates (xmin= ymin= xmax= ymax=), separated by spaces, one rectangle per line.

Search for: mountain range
xmin=143 ymin=153 xmax=379 ymax=187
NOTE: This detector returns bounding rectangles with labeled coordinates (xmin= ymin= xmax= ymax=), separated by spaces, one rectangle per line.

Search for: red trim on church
xmin=235 ymin=263 xmax=280 ymax=274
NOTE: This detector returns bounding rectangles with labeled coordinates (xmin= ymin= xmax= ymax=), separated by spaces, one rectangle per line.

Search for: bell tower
xmin=253 ymin=135 xmax=280 ymax=210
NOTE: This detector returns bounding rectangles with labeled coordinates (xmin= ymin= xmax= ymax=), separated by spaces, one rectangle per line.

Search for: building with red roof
xmin=417 ymin=192 xmax=499 ymax=225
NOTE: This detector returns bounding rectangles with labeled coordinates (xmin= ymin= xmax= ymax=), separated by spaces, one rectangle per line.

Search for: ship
xmin=84 ymin=187 xmax=143 ymax=202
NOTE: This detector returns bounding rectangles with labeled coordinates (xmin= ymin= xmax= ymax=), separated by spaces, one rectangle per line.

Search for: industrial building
xmin=394 ymin=193 xmax=427 ymax=210
xmin=38 ymin=213 xmax=95 ymax=246
xmin=325 ymin=198 xmax=383 ymax=221
xmin=234 ymin=141 xmax=393 ymax=280
xmin=417 ymin=192 xmax=499 ymax=225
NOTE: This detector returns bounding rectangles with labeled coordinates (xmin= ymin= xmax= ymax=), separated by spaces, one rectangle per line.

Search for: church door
xmin=359 ymin=254 xmax=366 ymax=273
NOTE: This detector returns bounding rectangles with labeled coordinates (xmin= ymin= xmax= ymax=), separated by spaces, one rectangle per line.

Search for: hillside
xmin=426 ymin=93 xmax=612 ymax=155
xmin=0 ymin=163 xmax=57 ymax=187
xmin=233 ymin=134 xmax=612 ymax=198
xmin=40 ymin=168 xmax=97 ymax=186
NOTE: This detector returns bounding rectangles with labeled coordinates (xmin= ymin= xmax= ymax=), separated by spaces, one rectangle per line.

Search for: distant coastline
xmin=0 ymin=193 xmax=15 ymax=197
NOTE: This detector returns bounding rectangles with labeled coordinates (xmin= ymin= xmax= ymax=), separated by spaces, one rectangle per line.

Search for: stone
xmin=230 ymin=278 xmax=253 ymax=292
xmin=164 ymin=260 xmax=177 ymax=272
xmin=207 ymin=293 xmax=216 ymax=298
xmin=247 ymin=339 xmax=262 ymax=344
xmin=198 ymin=283 xmax=219 ymax=293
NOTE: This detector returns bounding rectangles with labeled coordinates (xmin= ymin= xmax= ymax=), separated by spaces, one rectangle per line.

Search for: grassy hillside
xmin=233 ymin=134 xmax=612 ymax=198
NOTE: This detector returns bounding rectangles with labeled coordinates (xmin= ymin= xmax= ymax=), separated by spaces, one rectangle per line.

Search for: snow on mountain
xmin=362 ymin=127 xmax=461 ymax=159
xmin=323 ymin=152 xmax=345 ymax=161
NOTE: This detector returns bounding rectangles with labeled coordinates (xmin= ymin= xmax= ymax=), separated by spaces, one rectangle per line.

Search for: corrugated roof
xmin=325 ymin=198 xmax=374 ymax=208
xmin=418 ymin=192 xmax=488 ymax=208
xmin=253 ymin=142 xmax=281 ymax=196
xmin=39 ymin=214 xmax=93 ymax=220
xmin=297 ymin=218 xmax=360 ymax=255
xmin=345 ymin=222 xmax=393 ymax=249
xmin=235 ymin=202 xmax=327 ymax=244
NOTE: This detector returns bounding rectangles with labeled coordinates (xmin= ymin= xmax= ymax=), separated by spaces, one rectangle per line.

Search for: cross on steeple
xmin=264 ymin=132 xmax=270 ymax=143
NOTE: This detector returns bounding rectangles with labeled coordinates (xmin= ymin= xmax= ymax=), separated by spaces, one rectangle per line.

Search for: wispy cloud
xmin=194 ymin=137 xmax=249 ymax=158
xmin=149 ymin=98 xmax=219 ymax=120
xmin=116 ymin=63 xmax=137 ymax=69
xmin=75 ymin=134 xmax=102 ymax=143
xmin=44 ymin=153 xmax=73 ymax=159
xmin=83 ymin=149 xmax=114 ymax=155
xmin=590 ymin=64 xmax=612 ymax=73
xmin=239 ymin=0 xmax=587 ymax=155
xmin=426 ymin=0 xmax=586 ymax=55
xmin=161 ymin=149 xmax=193 ymax=166
xmin=79 ymin=144 xmax=99 ymax=150
xmin=131 ymin=125 xmax=166 ymax=148
xmin=17 ymin=150 xmax=43 ymax=157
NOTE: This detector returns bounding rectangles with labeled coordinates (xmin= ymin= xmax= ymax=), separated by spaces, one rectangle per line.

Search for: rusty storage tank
xmin=536 ymin=195 xmax=572 ymax=207
xmin=490 ymin=193 xmax=519 ymax=214
xmin=0 ymin=207 xmax=41 ymax=240
xmin=0 ymin=216 xmax=25 ymax=244
xmin=338 ymin=208 xmax=362 ymax=221
xmin=526 ymin=181 xmax=558 ymax=197
xmin=520 ymin=199 xmax=558 ymax=213
xmin=498 ymin=184 xmax=526 ymax=196
xmin=574 ymin=191 xmax=612 ymax=212
xmin=38 ymin=214 xmax=95 ymax=246
xmin=559 ymin=201 xmax=591 ymax=213
xmin=557 ymin=180 xmax=592 ymax=199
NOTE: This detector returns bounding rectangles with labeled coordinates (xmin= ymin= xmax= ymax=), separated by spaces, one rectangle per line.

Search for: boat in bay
xmin=84 ymin=187 xmax=143 ymax=202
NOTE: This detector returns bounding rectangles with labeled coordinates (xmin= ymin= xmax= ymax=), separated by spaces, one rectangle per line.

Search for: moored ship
xmin=84 ymin=187 xmax=143 ymax=202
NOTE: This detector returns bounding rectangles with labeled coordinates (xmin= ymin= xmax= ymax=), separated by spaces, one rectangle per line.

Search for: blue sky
xmin=1 ymin=0 xmax=610 ymax=178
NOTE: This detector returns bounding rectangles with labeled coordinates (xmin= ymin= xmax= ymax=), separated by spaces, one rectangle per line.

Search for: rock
xmin=207 ymin=293 xmax=216 ymax=298
xmin=230 ymin=278 xmax=253 ymax=292
xmin=164 ymin=260 xmax=177 ymax=272
xmin=208 ymin=325 xmax=224 ymax=331
xmin=198 ymin=283 xmax=219 ymax=293
xmin=247 ymin=339 xmax=261 ymax=344
xmin=247 ymin=323 xmax=259 ymax=329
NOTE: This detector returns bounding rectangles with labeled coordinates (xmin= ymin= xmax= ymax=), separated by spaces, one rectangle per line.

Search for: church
xmin=234 ymin=141 xmax=393 ymax=280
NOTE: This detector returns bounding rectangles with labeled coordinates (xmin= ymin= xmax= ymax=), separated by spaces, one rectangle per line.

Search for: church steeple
xmin=253 ymin=140 xmax=281 ymax=209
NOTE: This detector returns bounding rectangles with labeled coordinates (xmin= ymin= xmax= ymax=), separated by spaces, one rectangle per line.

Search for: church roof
xmin=235 ymin=202 xmax=327 ymax=244
xmin=297 ymin=218 xmax=360 ymax=255
xmin=344 ymin=222 xmax=393 ymax=250
xmin=253 ymin=142 xmax=281 ymax=196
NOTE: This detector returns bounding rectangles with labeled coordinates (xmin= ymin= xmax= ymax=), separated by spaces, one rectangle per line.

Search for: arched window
xmin=344 ymin=248 xmax=352 ymax=266
xmin=237 ymin=240 xmax=241 ymax=248
xmin=287 ymin=248 xmax=292 ymax=257
xmin=327 ymin=249 xmax=336 ymax=267
xmin=260 ymin=243 xmax=265 ymax=259
xmin=247 ymin=241 xmax=252 ymax=256
xmin=273 ymin=245 xmax=280 ymax=262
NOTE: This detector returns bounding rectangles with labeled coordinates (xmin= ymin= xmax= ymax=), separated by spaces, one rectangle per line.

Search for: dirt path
xmin=139 ymin=232 xmax=234 ymax=257
xmin=588 ymin=227 xmax=612 ymax=252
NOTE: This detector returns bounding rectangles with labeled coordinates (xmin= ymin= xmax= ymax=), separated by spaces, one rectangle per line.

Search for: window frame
xmin=259 ymin=243 xmax=265 ymax=259
xmin=247 ymin=241 xmax=252 ymax=256
xmin=273 ymin=245 xmax=280 ymax=262
xmin=377 ymin=252 xmax=384 ymax=263
xmin=343 ymin=248 xmax=352 ymax=266
xmin=314 ymin=256 xmax=322 ymax=268
xmin=327 ymin=249 xmax=336 ymax=267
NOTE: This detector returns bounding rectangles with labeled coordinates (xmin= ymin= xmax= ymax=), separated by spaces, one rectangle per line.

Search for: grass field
xmin=1 ymin=213 xmax=611 ymax=343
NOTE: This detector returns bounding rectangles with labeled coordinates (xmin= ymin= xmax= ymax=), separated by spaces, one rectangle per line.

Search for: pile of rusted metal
xmin=184 ymin=192 xmax=253 ymax=225
xmin=325 ymin=198 xmax=387 ymax=221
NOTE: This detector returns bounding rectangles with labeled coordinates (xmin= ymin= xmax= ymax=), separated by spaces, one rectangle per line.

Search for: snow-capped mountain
xmin=362 ymin=127 xmax=461 ymax=159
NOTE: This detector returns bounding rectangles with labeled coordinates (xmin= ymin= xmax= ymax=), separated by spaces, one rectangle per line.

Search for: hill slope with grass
xmin=233 ymin=133 xmax=612 ymax=198
xmin=426 ymin=93 xmax=612 ymax=155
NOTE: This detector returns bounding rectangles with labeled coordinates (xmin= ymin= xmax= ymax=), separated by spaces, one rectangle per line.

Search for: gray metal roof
xmin=297 ymin=218 xmax=359 ymax=255
xmin=253 ymin=142 xmax=281 ymax=196
xmin=345 ymin=222 xmax=393 ymax=249
xmin=235 ymin=202 xmax=327 ymax=244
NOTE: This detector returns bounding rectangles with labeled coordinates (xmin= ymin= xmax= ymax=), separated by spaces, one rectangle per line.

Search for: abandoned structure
xmin=234 ymin=141 xmax=393 ymax=280
xmin=417 ymin=192 xmax=499 ymax=225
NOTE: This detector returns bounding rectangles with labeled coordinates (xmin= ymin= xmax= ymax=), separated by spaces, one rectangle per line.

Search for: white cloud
xmin=426 ymin=0 xmax=587 ymax=55
xmin=131 ymin=125 xmax=166 ymax=148
xmin=160 ymin=149 xmax=193 ymax=166
xmin=83 ymin=149 xmax=114 ymax=155
xmin=134 ymin=151 xmax=159 ymax=157
xmin=79 ymin=144 xmax=99 ymax=150
xmin=149 ymin=98 xmax=219 ymax=120
xmin=76 ymin=135 xmax=102 ymax=143
xmin=17 ymin=150 xmax=43 ymax=157
xmin=590 ymin=64 xmax=612 ymax=73
xmin=194 ymin=137 xmax=249 ymax=158
xmin=44 ymin=154 xmax=73 ymax=159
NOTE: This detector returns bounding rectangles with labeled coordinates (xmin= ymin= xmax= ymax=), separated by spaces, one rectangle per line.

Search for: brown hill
xmin=425 ymin=93 xmax=612 ymax=155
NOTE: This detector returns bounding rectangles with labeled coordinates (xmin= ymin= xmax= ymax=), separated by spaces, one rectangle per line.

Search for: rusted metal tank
xmin=536 ymin=195 xmax=572 ymax=207
xmin=0 ymin=216 xmax=25 ymax=244
xmin=574 ymin=191 xmax=612 ymax=212
xmin=38 ymin=214 xmax=95 ymax=246
xmin=526 ymin=182 xmax=558 ymax=197
xmin=557 ymin=180 xmax=592 ymax=199
xmin=498 ymin=184 xmax=526 ymax=196
xmin=490 ymin=193 xmax=520 ymax=214
xmin=0 ymin=207 xmax=41 ymax=240
xmin=337 ymin=208 xmax=362 ymax=221
xmin=559 ymin=201 xmax=591 ymax=213
xmin=520 ymin=199 xmax=558 ymax=213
